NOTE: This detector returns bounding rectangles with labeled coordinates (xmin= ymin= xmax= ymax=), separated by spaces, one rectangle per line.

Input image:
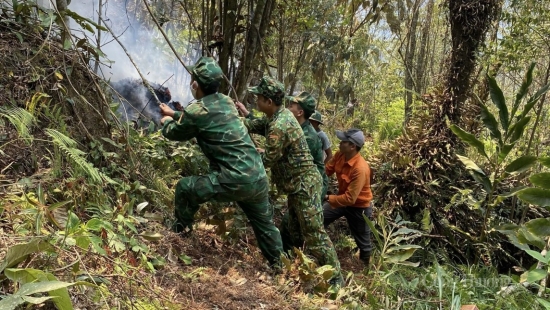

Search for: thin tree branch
xmin=99 ymin=15 xmax=162 ymax=105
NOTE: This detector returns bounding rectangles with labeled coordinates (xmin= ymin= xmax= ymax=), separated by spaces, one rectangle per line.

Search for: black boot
xmin=172 ymin=221 xmax=192 ymax=236
xmin=359 ymin=251 xmax=371 ymax=268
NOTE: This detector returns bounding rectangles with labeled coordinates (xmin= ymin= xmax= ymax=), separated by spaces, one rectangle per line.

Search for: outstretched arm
xmin=161 ymin=104 xmax=200 ymax=141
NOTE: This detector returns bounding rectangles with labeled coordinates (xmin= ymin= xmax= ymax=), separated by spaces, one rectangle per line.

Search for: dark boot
xmin=359 ymin=250 xmax=371 ymax=268
xmin=172 ymin=221 xmax=192 ymax=236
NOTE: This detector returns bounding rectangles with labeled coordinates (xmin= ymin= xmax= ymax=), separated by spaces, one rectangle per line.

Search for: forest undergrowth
xmin=1 ymin=2 xmax=550 ymax=310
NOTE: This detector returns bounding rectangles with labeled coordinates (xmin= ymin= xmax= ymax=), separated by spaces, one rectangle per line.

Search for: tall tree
xmin=218 ymin=0 xmax=238 ymax=93
xmin=234 ymin=0 xmax=275 ymax=100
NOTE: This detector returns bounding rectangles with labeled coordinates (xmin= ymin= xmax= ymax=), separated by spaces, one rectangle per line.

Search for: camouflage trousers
xmin=280 ymin=174 xmax=341 ymax=280
xmin=173 ymin=174 xmax=283 ymax=266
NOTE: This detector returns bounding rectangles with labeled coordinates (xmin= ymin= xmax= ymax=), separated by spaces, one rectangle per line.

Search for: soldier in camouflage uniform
xmin=234 ymin=77 xmax=342 ymax=285
xmin=286 ymin=92 xmax=329 ymax=198
xmin=159 ymin=57 xmax=283 ymax=266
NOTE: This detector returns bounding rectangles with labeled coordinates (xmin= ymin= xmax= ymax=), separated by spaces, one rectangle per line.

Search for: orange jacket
xmin=325 ymin=151 xmax=372 ymax=208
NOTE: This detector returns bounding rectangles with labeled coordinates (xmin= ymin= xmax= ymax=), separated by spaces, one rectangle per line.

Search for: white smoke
xmin=67 ymin=0 xmax=197 ymax=104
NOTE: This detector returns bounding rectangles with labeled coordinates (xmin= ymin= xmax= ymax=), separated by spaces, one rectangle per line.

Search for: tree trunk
xmin=277 ymin=10 xmax=284 ymax=83
xmin=288 ymin=37 xmax=308 ymax=94
xmin=219 ymin=0 xmax=237 ymax=94
xmin=208 ymin=0 xmax=216 ymax=48
xmin=403 ymin=0 xmax=421 ymax=125
xmin=414 ymin=0 xmax=434 ymax=96
xmin=526 ymin=60 xmax=550 ymax=155
xmin=234 ymin=0 xmax=275 ymax=100
xmin=443 ymin=0 xmax=499 ymax=124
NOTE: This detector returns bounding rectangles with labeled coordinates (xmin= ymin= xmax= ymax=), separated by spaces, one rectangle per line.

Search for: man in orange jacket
xmin=323 ymin=128 xmax=374 ymax=267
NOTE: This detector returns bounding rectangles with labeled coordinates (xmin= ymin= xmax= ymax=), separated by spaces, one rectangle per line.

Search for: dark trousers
xmin=323 ymin=202 xmax=373 ymax=257
xmin=173 ymin=175 xmax=283 ymax=266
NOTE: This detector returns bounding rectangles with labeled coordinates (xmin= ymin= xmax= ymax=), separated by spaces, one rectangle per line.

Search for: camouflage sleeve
xmin=261 ymin=126 xmax=285 ymax=168
xmin=242 ymin=113 xmax=268 ymax=136
xmin=161 ymin=109 xmax=199 ymax=141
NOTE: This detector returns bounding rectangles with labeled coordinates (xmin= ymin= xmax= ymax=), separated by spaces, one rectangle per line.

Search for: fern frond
xmin=0 ymin=106 xmax=35 ymax=144
xmin=45 ymin=129 xmax=116 ymax=184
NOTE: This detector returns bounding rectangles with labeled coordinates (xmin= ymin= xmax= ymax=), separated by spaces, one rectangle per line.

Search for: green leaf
xmin=4 ymin=268 xmax=44 ymax=284
xmin=508 ymin=116 xmax=531 ymax=144
xmin=179 ymin=254 xmax=192 ymax=265
xmin=48 ymin=200 xmax=72 ymax=211
xmin=89 ymin=236 xmax=107 ymax=255
xmin=0 ymin=295 xmax=26 ymax=310
xmin=40 ymin=12 xmax=55 ymax=27
xmin=504 ymin=232 xmax=531 ymax=252
xmin=86 ymin=218 xmax=112 ymax=231
xmin=386 ymin=244 xmax=422 ymax=253
xmin=517 ymin=188 xmax=550 ymax=207
xmin=517 ymin=227 xmax=546 ymax=250
xmin=65 ymin=9 xmax=108 ymax=31
xmin=384 ymin=248 xmax=418 ymax=263
xmin=75 ymin=236 xmax=90 ymax=249
xmin=525 ymin=249 xmax=549 ymax=263
xmin=0 ymin=239 xmax=52 ymax=273
xmin=315 ymin=265 xmax=335 ymax=281
xmin=525 ymin=218 xmax=550 ymax=237
xmin=537 ymin=298 xmax=550 ymax=310
xmin=456 ymin=155 xmax=485 ymax=174
xmin=21 ymin=296 xmax=54 ymax=304
xmin=76 ymin=275 xmax=110 ymax=285
xmin=499 ymin=186 xmax=528 ymax=198
xmin=494 ymin=223 xmax=520 ymax=232
xmin=421 ymin=208 xmax=432 ymax=232
xmin=364 ymin=215 xmax=384 ymax=249
xmin=15 ymin=32 xmax=23 ymax=43
xmin=498 ymin=144 xmax=514 ymax=163
xmin=540 ymin=157 xmax=550 ymax=168
xmin=488 ymin=74 xmax=509 ymax=131
xmin=450 ymin=125 xmax=488 ymax=158
xmin=124 ymin=221 xmax=138 ymax=234
xmin=522 ymin=83 xmax=550 ymax=119
xmin=17 ymin=280 xmax=74 ymax=296
xmin=139 ymin=232 xmax=163 ymax=241
xmin=457 ymin=155 xmax=492 ymax=192
xmin=504 ymin=155 xmax=537 ymax=175
xmin=63 ymin=38 xmax=72 ymax=50
xmin=86 ymin=218 xmax=102 ymax=230
xmin=4 ymin=269 xmax=74 ymax=310
xmin=511 ymin=63 xmax=535 ymax=118
xmin=67 ymin=212 xmax=80 ymax=233
xmin=520 ymin=269 xmax=548 ymax=283
xmin=392 ymin=227 xmax=422 ymax=236
xmin=530 ymin=173 xmax=550 ymax=189
xmin=395 ymin=261 xmax=420 ymax=267
xmin=480 ymin=104 xmax=502 ymax=142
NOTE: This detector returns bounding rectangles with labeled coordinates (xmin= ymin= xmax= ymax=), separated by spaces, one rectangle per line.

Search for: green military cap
xmin=186 ymin=57 xmax=223 ymax=88
xmin=286 ymin=91 xmax=317 ymax=115
xmin=248 ymin=76 xmax=285 ymax=101
xmin=310 ymin=110 xmax=324 ymax=125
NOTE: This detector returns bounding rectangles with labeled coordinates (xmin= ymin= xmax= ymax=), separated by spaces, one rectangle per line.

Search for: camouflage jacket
xmin=301 ymin=120 xmax=328 ymax=183
xmin=162 ymin=93 xmax=266 ymax=184
xmin=243 ymin=107 xmax=319 ymax=194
